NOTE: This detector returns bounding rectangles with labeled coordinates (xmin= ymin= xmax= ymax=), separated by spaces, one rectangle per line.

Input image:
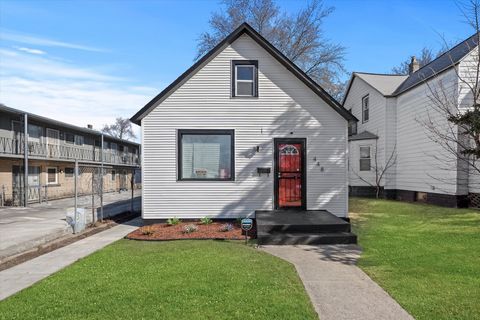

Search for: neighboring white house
xmin=344 ymin=32 xmax=479 ymax=207
xmin=131 ymin=23 xmax=356 ymax=219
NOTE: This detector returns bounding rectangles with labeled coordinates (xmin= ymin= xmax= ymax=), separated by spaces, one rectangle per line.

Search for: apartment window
xmin=65 ymin=133 xmax=75 ymax=144
xmin=111 ymin=143 xmax=117 ymax=151
xmin=178 ymin=129 xmax=234 ymax=181
xmin=27 ymin=124 xmax=42 ymax=139
xmin=65 ymin=167 xmax=74 ymax=177
xmin=362 ymin=95 xmax=369 ymax=123
xmin=359 ymin=146 xmax=371 ymax=171
xmin=232 ymin=60 xmax=258 ymax=97
xmin=74 ymin=135 xmax=84 ymax=145
xmin=47 ymin=167 xmax=58 ymax=184
xmin=111 ymin=170 xmax=116 ymax=181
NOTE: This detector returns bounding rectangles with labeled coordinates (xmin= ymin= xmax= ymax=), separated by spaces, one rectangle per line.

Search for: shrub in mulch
xmin=126 ymin=221 xmax=256 ymax=241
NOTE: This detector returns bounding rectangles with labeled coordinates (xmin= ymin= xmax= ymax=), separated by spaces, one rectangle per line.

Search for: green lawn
xmin=0 ymin=240 xmax=317 ymax=320
xmin=350 ymin=197 xmax=480 ymax=320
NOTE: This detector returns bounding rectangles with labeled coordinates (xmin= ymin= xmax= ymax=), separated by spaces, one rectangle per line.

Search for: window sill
xmin=231 ymin=96 xmax=259 ymax=99
xmin=47 ymin=183 xmax=61 ymax=187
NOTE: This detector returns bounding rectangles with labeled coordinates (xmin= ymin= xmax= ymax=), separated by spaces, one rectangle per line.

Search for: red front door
xmin=275 ymin=139 xmax=305 ymax=209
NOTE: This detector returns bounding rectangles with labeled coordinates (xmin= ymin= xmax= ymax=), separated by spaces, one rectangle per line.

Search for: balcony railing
xmin=0 ymin=137 xmax=140 ymax=166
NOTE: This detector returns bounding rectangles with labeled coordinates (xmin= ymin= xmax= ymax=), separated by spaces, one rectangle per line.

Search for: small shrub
xmin=140 ymin=226 xmax=154 ymax=236
xmin=220 ymin=223 xmax=234 ymax=232
xmin=200 ymin=216 xmax=213 ymax=225
xmin=183 ymin=224 xmax=198 ymax=234
xmin=167 ymin=217 xmax=181 ymax=225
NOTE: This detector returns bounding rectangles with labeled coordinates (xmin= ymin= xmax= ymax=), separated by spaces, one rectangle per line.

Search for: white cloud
xmin=1 ymin=29 xmax=105 ymax=52
xmin=0 ymin=49 xmax=159 ymax=142
xmin=16 ymin=47 xmax=46 ymax=55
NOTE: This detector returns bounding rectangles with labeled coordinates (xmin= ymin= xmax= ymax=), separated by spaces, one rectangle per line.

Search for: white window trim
xmin=47 ymin=167 xmax=58 ymax=185
xmin=235 ymin=65 xmax=255 ymax=97
xmin=359 ymin=145 xmax=371 ymax=171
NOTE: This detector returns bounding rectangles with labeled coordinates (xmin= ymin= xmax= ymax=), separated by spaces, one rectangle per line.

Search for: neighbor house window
xmin=359 ymin=146 xmax=371 ymax=171
xmin=65 ymin=167 xmax=74 ymax=178
xmin=348 ymin=109 xmax=357 ymax=136
xmin=74 ymin=135 xmax=84 ymax=145
xmin=112 ymin=170 xmax=116 ymax=181
xmin=178 ymin=129 xmax=234 ymax=181
xmin=65 ymin=133 xmax=75 ymax=144
xmin=232 ymin=60 xmax=258 ymax=97
xmin=362 ymin=95 xmax=369 ymax=123
xmin=47 ymin=167 xmax=58 ymax=184
xmin=27 ymin=124 xmax=43 ymax=139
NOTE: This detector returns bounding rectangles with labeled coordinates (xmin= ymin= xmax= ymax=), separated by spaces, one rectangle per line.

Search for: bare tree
xmin=101 ymin=118 xmax=136 ymax=141
xmin=197 ymin=0 xmax=346 ymax=100
xmin=351 ymin=140 xmax=397 ymax=199
xmin=419 ymin=0 xmax=480 ymax=191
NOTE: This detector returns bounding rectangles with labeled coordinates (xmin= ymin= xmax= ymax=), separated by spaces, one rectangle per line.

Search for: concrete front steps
xmin=256 ymin=210 xmax=357 ymax=245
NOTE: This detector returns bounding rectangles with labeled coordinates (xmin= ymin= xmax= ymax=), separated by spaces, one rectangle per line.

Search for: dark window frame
xmin=177 ymin=129 xmax=235 ymax=181
xmin=231 ymin=60 xmax=258 ymax=98
xmin=362 ymin=94 xmax=369 ymax=123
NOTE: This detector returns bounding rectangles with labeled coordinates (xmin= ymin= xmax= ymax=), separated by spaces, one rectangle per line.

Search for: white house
xmin=130 ymin=23 xmax=356 ymax=220
xmin=344 ymin=32 xmax=479 ymax=207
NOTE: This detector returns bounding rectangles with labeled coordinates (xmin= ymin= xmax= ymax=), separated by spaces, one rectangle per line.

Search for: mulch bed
xmin=126 ymin=221 xmax=256 ymax=241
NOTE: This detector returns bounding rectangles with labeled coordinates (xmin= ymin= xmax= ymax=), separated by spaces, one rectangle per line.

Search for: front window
xmin=178 ymin=129 xmax=234 ymax=181
xmin=47 ymin=167 xmax=58 ymax=184
xmin=362 ymin=95 xmax=369 ymax=123
xmin=359 ymin=146 xmax=371 ymax=171
xmin=232 ymin=60 xmax=258 ymax=97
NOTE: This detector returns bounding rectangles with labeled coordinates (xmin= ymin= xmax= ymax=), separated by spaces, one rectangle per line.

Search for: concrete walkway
xmin=0 ymin=190 xmax=141 ymax=261
xmin=261 ymin=245 xmax=414 ymax=320
xmin=0 ymin=218 xmax=141 ymax=301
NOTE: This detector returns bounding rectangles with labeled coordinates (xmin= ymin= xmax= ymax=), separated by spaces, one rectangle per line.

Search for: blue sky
xmin=0 ymin=0 xmax=473 ymax=139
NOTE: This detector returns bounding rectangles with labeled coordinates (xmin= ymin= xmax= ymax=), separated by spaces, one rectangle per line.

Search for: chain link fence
xmin=0 ymin=162 xmax=141 ymax=232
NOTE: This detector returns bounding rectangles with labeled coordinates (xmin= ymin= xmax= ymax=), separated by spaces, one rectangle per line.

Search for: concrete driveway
xmin=0 ymin=190 xmax=141 ymax=261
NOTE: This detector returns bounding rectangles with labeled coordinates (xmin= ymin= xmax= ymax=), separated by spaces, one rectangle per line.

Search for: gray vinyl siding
xmin=142 ymin=34 xmax=348 ymax=218
xmin=395 ymin=68 xmax=459 ymax=194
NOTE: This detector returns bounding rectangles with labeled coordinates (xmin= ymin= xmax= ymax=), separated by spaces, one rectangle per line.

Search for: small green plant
xmin=200 ymin=216 xmax=213 ymax=225
xmin=167 ymin=217 xmax=181 ymax=225
xmin=183 ymin=224 xmax=198 ymax=234
xmin=140 ymin=226 xmax=154 ymax=236
xmin=220 ymin=223 xmax=234 ymax=232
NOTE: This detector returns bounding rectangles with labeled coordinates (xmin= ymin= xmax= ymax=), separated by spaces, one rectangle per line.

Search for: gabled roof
xmin=130 ymin=22 xmax=357 ymax=125
xmin=348 ymin=130 xmax=378 ymax=141
xmin=393 ymin=32 xmax=479 ymax=95
xmin=342 ymin=72 xmax=407 ymax=104
xmin=355 ymin=73 xmax=408 ymax=95
xmin=343 ymin=32 xmax=480 ymax=103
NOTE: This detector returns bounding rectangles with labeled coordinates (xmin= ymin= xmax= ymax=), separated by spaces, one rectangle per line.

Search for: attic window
xmin=232 ymin=60 xmax=258 ymax=97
